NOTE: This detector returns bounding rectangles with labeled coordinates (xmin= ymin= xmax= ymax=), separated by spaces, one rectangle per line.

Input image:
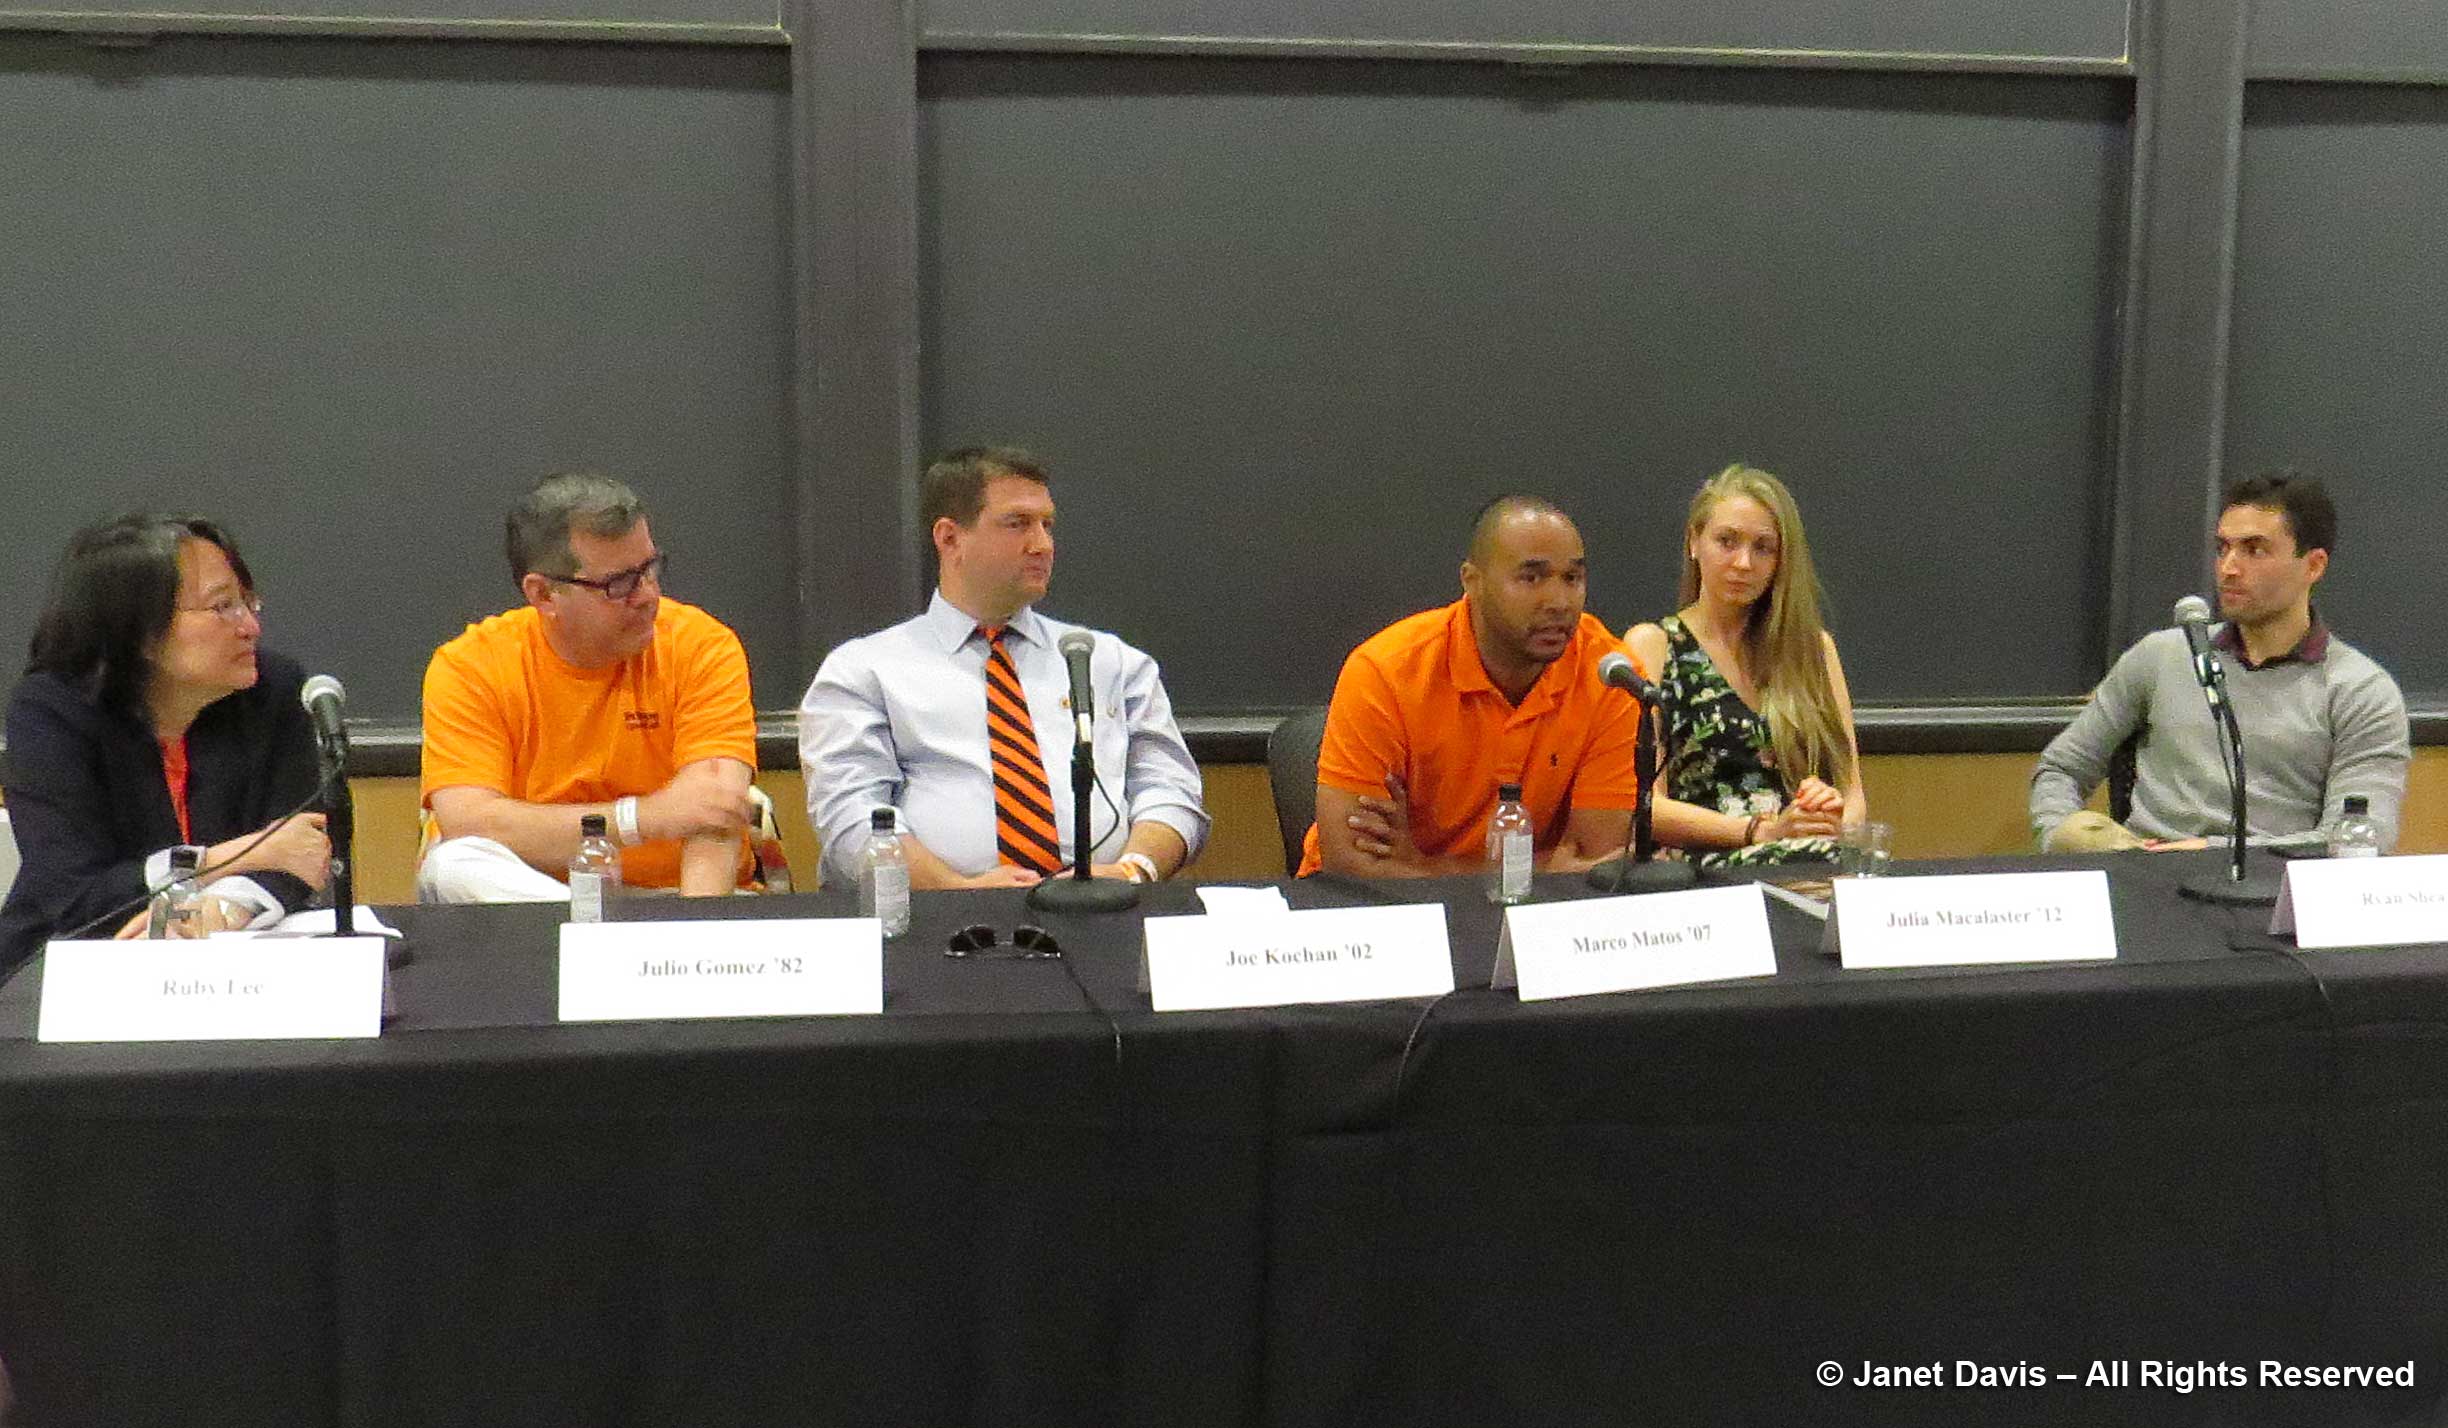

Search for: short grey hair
xmin=505 ymin=471 xmax=648 ymax=585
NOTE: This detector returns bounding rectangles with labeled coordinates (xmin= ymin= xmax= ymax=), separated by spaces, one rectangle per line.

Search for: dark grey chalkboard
xmin=0 ymin=0 xmax=775 ymax=33
xmin=2250 ymin=0 xmax=2448 ymax=79
xmin=920 ymin=55 xmax=2129 ymax=712
xmin=921 ymin=0 xmax=2128 ymax=63
xmin=0 ymin=36 xmax=798 ymax=719
xmin=2227 ymin=84 xmax=2448 ymax=700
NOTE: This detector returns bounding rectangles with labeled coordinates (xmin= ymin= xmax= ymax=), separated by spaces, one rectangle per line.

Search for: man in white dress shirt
xmin=798 ymin=447 xmax=1209 ymax=889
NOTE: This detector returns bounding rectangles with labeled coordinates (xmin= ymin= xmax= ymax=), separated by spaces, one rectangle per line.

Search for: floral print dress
xmin=1656 ymin=615 xmax=1838 ymax=869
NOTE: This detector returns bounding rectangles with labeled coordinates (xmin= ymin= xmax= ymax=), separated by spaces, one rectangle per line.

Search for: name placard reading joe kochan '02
xmin=1141 ymin=903 xmax=1452 ymax=1012
xmin=558 ymin=919 xmax=882 ymax=1021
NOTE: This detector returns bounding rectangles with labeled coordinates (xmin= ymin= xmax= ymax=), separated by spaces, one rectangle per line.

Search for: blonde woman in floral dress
xmin=1624 ymin=465 xmax=1865 ymax=868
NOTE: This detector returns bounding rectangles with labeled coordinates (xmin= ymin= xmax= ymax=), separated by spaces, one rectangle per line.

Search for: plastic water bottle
xmin=148 ymin=845 xmax=204 ymax=938
xmin=1485 ymin=782 xmax=1533 ymax=905
xmin=569 ymin=813 xmax=621 ymax=922
xmin=860 ymin=807 xmax=911 ymax=937
xmin=2329 ymin=794 xmax=2381 ymax=859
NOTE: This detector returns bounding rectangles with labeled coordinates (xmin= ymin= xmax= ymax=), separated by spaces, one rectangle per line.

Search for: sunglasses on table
xmin=944 ymin=924 xmax=1064 ymax=960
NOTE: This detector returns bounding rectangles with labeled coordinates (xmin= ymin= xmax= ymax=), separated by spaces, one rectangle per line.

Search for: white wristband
xmin=1118 ymin=851 xmax=1160 ymax=884
xmin=613 ymin=795 xmax=642 ymax=847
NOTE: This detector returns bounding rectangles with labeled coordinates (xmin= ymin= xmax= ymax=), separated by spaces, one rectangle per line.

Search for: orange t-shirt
xmin=1297 ymin=598 xmax=1644 ymax=876
xmin=420 ymin=598 xmax=758 ymax=889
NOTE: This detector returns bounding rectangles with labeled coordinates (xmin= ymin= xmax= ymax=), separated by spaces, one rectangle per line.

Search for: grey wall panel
xmin=922 ymin=0 xmax=2128 ymax=63
xmin=2250 ymin=0 xmax=2448 ymax=81
xmin=921 ymin=56 xmax=2128 ymax=714
xmin=2228 ymin=84 xmax=2448 ymax=700
xmin=0 ymin=37 xmax=796 ymax=719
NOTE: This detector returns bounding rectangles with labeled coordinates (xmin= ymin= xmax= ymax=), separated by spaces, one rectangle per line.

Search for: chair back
xmin=1266 ymin=707 xmax=1329 ymax=874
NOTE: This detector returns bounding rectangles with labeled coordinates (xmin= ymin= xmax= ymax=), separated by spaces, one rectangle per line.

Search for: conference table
xmin=0 ymin=850 xmax=2442 ymax=1427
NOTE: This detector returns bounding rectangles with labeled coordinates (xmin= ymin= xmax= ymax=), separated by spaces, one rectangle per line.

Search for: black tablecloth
xmin=0 ymin=852 xmax=2440 ymax=1427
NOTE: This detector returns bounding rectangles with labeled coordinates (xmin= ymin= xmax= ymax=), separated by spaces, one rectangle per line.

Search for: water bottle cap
xmin=580 ymin=813 xmax=608 ymax=837
xmin=2342 ymin=795 xmax=2369 ymax=815
xmin=870 ymin=807 xmax=896 ymax=832
xmin=1498 ymin=783 xmax=1523 ymax=802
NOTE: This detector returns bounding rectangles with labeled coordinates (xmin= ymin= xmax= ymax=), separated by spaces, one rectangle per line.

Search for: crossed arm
xmin=429 ymin=756 xmax=754 ymax=897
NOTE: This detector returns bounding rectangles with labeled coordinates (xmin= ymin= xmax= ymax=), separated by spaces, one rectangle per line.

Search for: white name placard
xmin=1493 ymin=884 xmax=1778 ymax=1001
xmin=1142 ymin=903 xmax=1452 ymax=1012
xmin=558 ymin=919 xmax=882 ymax=1022
xmin=38 ymin=937 xmax=386 ymax=1042
xmin=1829 ymin=870 xmax=2116 ymax=969
xmin=2272 ymin=855 xmax=2448 ymax=948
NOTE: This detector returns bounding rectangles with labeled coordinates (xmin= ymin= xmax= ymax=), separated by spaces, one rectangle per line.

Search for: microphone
xmin=1058 ymin=630 xmax=1095 ymax=746
xmin=1597 ymin=650 xmax=1660 ymax=704
xmin=2173 ymin=595 xmax=2225 ymax=706
xmin=300 ymin=674 xmax=348 ymax=751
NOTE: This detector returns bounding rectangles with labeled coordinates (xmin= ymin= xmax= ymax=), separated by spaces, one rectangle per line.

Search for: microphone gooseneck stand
xmin=1025 ymin=738 xmax=1138 ymax=915
xmin=2178 ymin=642 xmax=2283 ymax=907
xmin=313 ymin=721 xmax=412 ymax=965
xmin=1588 ymin=679 xmax=1697 ymax=894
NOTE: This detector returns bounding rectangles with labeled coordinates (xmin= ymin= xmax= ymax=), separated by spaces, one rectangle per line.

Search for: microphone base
xmin=1026 ymin=874 xmax=1141 ymax=916
xmin=1584 ymin=858 xmax=1700 ymax=894
xmin=2178 ymin=871 xmax=2283 ymax=907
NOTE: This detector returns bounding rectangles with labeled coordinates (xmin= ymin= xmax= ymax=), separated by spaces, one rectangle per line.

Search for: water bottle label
xmin=570 ymin=871 xmax=604 ymax=923
xmin=1502 ymin=831 xmax=1533 ymax=897
xmin=873 ymin=864 xmax=909 ymax=914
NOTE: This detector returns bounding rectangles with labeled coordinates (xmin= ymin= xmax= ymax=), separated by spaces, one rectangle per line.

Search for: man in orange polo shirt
xmin=417 ymin=471 xmax=757 ymax=901
xmin=1299 ymin=495 xmax=1642 ymax=878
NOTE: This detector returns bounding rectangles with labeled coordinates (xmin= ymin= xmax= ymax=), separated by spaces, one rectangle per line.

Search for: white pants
xmin=417 ymin=836 xmax=569 ymax=904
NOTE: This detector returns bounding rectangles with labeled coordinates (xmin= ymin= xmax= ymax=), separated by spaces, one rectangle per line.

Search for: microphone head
xmin=300 ymin=674 xmax=346 ymax=709
xmin=1058 ymin=630 xmax=1095 ymax=659
xmin=2172 ymin=595 xmax=2214 ymax=628
xmin=1596 ymin=651 xmax=1638 ymax=690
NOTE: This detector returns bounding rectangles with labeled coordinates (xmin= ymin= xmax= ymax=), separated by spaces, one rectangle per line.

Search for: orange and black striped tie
xmin=981 ymin=626 xmax=1065 ymax=874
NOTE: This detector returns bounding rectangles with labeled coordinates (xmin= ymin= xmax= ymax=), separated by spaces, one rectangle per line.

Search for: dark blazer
xmin=0 ymin=649 xmax=324 ymax=975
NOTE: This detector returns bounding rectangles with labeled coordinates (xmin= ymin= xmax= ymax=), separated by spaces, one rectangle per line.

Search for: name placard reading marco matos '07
xmin=1493 ymin=883 xmax=1777 ymax=1001
xmin=1141 ymin=903 xmax=1453 ymax=1012
xmin=558 ymin=919 xmax=882 ymax=1022
xmin=1827 ymin=869 xmax=2117 ymax=969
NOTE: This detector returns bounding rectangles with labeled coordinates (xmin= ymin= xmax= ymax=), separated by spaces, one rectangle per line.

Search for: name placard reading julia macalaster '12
xmin=558 ymin=919 xmax=881 ymax=1022
xmin=1829 ymin=870 xmax=2116 ymax=969
xmin=1494 ymin=884 xmax=1777 ymax=1001
xmin=1142 ymin=903 xmax=1452 ymax=1012
xmin=38 ymin=938 xmax=386 ymax=1042
xmin=2272 ymin=854 xmax=2448 ymax=948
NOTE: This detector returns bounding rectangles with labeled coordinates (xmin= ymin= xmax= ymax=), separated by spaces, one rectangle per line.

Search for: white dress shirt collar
xmin=924 ymin=589 xmax=1049 ymax=653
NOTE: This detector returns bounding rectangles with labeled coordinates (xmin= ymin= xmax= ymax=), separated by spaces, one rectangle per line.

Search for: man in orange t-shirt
xmin=1298 ymin=495 xmax=1644 ymax=878
xmin=418 ymin=472 xmax=757 ymax=901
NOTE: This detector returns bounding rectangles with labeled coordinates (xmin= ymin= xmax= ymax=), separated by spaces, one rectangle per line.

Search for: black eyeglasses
xmin=944 ymin=924 xmax=1063 ymax=960
xmin=554 ymin=552 xmax=668 ymax=602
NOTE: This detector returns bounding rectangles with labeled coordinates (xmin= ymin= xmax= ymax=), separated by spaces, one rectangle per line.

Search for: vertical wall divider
xmin=788 ymin=0 xmax=927 ymax=683
xmin=2106 ymin=0 xmax=2248 ymax=656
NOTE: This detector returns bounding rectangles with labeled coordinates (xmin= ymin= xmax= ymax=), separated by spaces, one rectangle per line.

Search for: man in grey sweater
xmin=2031 ymin=471 xmax=2410 ymax=852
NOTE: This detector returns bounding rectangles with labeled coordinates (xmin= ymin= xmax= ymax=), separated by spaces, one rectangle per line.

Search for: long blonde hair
xmin=1679 ymin=465 xmax=1853 ymax=790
